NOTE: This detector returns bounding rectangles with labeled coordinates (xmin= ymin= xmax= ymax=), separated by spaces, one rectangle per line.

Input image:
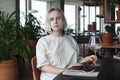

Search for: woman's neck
xmin=51 ymin=31 xmax=63 ymax=37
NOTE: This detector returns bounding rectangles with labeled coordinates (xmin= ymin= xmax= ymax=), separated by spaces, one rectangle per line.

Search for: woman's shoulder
xmin=39 ymin=35 xmax=51 ymax=40
xmin=65 ymin=35 xmax=78 ymax=45
xmin=64 ymin=35 xmax=75 ymax=40
xmin=38 ymin=35 xmax=74 ymax=42
xmin=37 ymin=35 xmax=51 ymax=43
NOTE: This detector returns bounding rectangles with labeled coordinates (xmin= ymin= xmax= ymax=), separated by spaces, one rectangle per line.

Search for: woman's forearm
xmin=78 ymin=55 xmax=97 ymax=64
xmin=39 ymin=65 xmax=65 ymax=74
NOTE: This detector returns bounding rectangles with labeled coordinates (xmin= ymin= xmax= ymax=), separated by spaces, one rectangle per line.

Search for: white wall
xmin=0 ymin=0 xmax=16 ymax=14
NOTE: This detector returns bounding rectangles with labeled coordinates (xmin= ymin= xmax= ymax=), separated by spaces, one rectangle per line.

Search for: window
xmin=80 ymin=6 xmax=100 ymax=33
xmin=20 ymin=1 xmax=102 ymax=34
xmin=20 ymin=0 xmax=26 ymax=25
xmin=20 ymin=0 xmax=46 ymax=28
xmin=31 ymin=0 xmax=46 ymax=29
xmin=64 ymin=5 xmax=75 ymax=33
xmin=115 ymin=7 xmax=120 ymax=34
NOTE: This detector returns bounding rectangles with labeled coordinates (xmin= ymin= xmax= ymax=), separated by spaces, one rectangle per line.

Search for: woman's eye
xmin=57 ymin=17 xmax=61 ymax=20
xmin=50 ymin=18 xmax=54 ymax=21
xmin=49 ymin=17 xmax=62 ymax=21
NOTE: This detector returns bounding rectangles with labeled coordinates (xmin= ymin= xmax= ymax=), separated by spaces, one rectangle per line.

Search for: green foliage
xmin=0 ymin=12 xmax=32 ymax=61
xmin=117 ymin=0 xmax=120 ymax=5
xmin=23 ymin=14 xmax=49 ymax=40
xmin=64 ymin=27 xmax=74 ymax=35
xmin=105 ymin=25 xmax=115 ymax=35
xmin=0 ymin=12 xmax=49 ymax=61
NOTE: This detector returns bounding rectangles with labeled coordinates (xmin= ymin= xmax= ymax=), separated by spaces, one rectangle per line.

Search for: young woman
xmin=36 ymin=7 xmax=97 ymax=80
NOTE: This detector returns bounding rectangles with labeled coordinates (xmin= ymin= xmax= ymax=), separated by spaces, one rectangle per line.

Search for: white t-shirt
xmin=36 ymin=35 xmax=80 ymax=80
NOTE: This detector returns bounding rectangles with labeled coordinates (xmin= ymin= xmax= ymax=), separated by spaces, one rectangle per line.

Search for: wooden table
xmin=102 ymin=45 xmax=120 ymax=49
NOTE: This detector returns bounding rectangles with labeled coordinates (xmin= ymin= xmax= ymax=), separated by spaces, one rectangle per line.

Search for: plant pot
xmin=28 ymin=39 xmax=37 ymax=56
xmin=102 ymin=33 xmax=113 ymax=46
xmin=0 ymin=57 xmax=19 ymax=80
xmin=117 ymin=5 xmax=120 ymax=10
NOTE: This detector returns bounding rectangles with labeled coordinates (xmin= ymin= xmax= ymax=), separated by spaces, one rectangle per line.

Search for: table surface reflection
xmin=53 ymin=58 xmax=120 ymax=80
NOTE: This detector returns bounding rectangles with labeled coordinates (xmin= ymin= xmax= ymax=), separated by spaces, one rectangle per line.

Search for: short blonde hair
xmin=45 ymin=7 xmax=67 ymax=33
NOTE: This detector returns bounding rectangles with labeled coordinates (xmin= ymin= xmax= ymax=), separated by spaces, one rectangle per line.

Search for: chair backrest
xmin=31 ymin=56 xmax=41 ymax=80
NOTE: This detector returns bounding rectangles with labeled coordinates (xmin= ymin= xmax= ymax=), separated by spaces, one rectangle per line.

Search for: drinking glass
xmin=88 ymin=36 xmax=102 ymax=55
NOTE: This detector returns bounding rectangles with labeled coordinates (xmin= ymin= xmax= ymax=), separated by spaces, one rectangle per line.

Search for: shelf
xmin=84 ymin=30 xmax=100 ymax=32
xmin=104 ymin=0 xmax=120 ymax=23
xmin=96 ymin=15 xmax=104 ymax=18
xmin=83 ymin=1 xmax=100 ymax=6
xmin=105 ymin=20 xmax=120 ymax=23
xmin=81 ymin=15 xmax=86 ymax=17
xmin=102 ymin=45 xmax=120 ymax=49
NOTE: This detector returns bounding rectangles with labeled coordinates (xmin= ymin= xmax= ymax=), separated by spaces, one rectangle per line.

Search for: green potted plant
xmin=23 ymin=13 xmax=48 ymax=40
xmin=22 ymin=14 xmax=49 ymax=49
xmin=105 ymin=25 xmax=115 ymax=34
xmin=0 ymin=11 xmax=32 ymax=80
xmin=102 ymin=25 xmax=115 ymax=46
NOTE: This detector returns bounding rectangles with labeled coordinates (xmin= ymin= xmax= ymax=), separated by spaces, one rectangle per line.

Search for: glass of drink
xmin=88 ymin=36 xmax=102 ymax=55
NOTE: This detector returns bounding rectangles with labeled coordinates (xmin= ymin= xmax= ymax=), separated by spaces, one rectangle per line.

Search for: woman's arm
xmin=78 ymin=55 xmax=97 ymax=64
xmin=39 ymin=63 xmax=83 ymax=74
xmin=39 ymin=65 xmax=65 ymax=74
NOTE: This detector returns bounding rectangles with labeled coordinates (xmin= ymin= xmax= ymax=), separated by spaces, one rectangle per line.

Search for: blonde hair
xmin=45 ymin=7 xmax=67 ymax=33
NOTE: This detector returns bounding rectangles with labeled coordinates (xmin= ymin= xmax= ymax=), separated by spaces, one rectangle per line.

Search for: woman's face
xmin=49 ymin=10 xmax=64 ymax=32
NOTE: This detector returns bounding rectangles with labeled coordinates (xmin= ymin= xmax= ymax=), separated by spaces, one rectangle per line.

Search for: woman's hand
xmin=68 ymin=63 xmax=83 ymax=68
xmin=79 ymin=55 xmax=97 ymax=64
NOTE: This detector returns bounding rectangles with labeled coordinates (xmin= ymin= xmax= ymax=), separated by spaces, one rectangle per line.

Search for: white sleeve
xmin=70 ymin=36 xmax=82 ymax=61
xmin=70 ymin=36 xmax=80 ymax=56
xmin=75 ymin=40 xmax=80 ymax=56
xmin=36 ymin=38 xmax=49 ymax=68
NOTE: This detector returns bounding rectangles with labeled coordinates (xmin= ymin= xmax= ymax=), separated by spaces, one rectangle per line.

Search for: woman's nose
xmin=54 ymin=19 xmax=57 ymax=23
